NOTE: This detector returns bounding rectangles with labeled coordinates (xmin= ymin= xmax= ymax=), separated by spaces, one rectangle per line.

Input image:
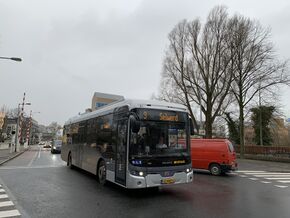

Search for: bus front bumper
xmin=127 ymin=171 xmax=193 ymax=189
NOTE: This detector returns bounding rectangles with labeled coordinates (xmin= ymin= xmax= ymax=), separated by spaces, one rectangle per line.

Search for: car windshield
xmin=129 ymin=120 xmax=189 ymax=158
xmin=54 ymin=140 xmax=62 ymax=146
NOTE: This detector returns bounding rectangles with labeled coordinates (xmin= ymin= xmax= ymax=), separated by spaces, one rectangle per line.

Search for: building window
xmin=96 ymin=102 xmax=107 ymax=108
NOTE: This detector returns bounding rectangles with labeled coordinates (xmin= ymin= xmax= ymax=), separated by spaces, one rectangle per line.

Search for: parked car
xmin=51 ymin=140 xmax=62 ymax=154
xmin=190 ymin=139 xmax=237 ymax=176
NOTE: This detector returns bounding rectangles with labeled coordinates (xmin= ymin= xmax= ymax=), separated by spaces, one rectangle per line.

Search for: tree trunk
xmin=239 ymin=104 xmax=245 ymax=158
xmin=205 ymin=112 xmax=213 ymax=138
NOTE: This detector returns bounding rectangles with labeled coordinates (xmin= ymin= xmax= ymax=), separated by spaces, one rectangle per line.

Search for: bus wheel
xmin=97 ymin=160 xmax=106 ymax=185
xmin=209 ymin=164 xmax=221 ymax=176
xmin=68 ymin=153 xmax=74 ymax=169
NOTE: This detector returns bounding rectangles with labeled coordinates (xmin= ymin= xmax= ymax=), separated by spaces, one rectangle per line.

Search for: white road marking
xmin=27 ymin=146 xmax=42 ymax=167
xmin=254 ymin=174 xmax=290 ymax=177
xmin=0 ymin=209 xmax=20 ymax=218
xmin=27 ymin=150 xmax=38 ymax=167
xmin=265 ymin=178 xmax=290 ymax=180
xmin=38 ymin=146 xmax=41 ymax=159
xmin=0 ymin=201 xmax=14 ymax=208
xmin=274 ymin=185 xmax=288 ymax=188
xmin=244 ymin=172 xmax=290 ymax=175
xmin=260 ymin=181 xmax=272 ymax=184
xmin=0 ymin=194 xmax=8 ymax=199
xmin=238 ymin=170 xmax=290 ymax=188
xmin=0 ymin=189 xmax=5 ymax=193
xmin=249 ymin=178 xmax=258 ymax=180
xmin=237 ymin=170 xmax=266 ymax=173
xmin=0 ymin=165 xmax=65 ymax=170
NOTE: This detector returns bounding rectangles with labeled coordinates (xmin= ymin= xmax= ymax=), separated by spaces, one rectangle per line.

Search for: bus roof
xmin=64 ymin=99 xmax=187 ymax=125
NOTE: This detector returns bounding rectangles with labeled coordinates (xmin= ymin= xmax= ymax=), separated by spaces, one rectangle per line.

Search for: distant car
xmin=39 ymin=141 xmax=45 ymax=145
xmin=51 ymin=140 xmax=62 ymax=154
xmin=43 ymin=141 xmax=51 ymax=148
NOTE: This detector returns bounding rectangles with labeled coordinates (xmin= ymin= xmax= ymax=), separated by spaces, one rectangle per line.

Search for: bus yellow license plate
xmin=161 ymin=178 xmax=175 ymax=184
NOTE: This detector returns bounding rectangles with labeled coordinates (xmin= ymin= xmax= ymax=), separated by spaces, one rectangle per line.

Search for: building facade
xmin=91 ymin=92 xmax=124 ymax=111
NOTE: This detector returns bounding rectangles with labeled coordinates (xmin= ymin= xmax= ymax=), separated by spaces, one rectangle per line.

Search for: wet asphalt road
xmin=0 ymin=145 xmax=289 ymax=218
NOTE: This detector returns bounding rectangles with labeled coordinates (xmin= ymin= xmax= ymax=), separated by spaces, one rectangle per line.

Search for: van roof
xmin=191 ymin=139 xmax=230 ymax=143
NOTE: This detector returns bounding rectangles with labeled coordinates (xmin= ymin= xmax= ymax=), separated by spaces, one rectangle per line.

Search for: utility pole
xmin=15 ymin=93 xmax=31 ymax=152
xmin=16 ymin=93 xmax=26 ymax=152
xmin=259 ymin=79 xmax=263 ymax=146
xmin=25 ymin=110 xmax=32 ymax=148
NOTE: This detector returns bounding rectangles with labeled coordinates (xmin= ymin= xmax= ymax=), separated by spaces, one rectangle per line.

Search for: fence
xmin=235 ymin=145 xmax=290 ymax=162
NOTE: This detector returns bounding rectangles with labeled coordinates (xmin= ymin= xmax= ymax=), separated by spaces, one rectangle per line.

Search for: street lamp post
xmin=0 ymin=56 xmax=22 ymax=62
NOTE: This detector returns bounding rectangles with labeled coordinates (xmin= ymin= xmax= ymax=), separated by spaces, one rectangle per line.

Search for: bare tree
xmin=161 ymin=7 xmax=236 ymax=137
xmin=186 ymin=6 xmax=234 ymax=138
xmin=160 ymin=6 xmax=289 ymax=142
xmin=161 ymin=19 xmax=199 ymax=131
xmin=47 ymin=122 xmax=62 ymax=139
xmin=0 ymin=105 xmax=18 ymax=118
xmin=229 ymin=15 xmax=290 ymax=157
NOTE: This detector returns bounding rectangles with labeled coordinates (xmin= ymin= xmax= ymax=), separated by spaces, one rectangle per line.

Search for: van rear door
xmin=227 ymin=141 xmax=237 ymax=169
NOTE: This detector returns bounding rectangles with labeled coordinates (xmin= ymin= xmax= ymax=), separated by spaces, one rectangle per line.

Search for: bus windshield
xmin=129 ymin=120 xmax=189 ymax=159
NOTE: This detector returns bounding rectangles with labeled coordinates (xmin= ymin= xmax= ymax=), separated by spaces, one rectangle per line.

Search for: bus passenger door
xmin=115 ymin=119 xmax=127 ymax=186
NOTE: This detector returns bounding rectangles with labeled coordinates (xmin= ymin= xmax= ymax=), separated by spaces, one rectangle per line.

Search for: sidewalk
xmin=0 ymin=142 xmax=28 ymax=165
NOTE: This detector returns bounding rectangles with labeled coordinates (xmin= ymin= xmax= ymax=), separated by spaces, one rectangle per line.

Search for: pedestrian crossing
xmin=0 ymin=185 xmax=20 ymax=218
xmin=235 ymin=170 xmax=290 ymax=189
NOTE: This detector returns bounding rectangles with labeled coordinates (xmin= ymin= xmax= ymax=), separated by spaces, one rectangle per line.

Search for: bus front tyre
xmin=209 ymin=164 xmax=221 ymax=176
xmin=97 ymin=160 xmax=106 ymax=185
xmin=68 ymin=153 xmax=74 ymax=169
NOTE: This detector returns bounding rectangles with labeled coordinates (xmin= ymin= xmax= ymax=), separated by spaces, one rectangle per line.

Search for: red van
xmin=190 ymin=139 xmax=237 ymax=175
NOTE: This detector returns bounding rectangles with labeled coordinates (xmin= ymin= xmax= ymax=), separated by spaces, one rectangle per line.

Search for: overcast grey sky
xmin=1 ymin=0 xmax=290 ymax=125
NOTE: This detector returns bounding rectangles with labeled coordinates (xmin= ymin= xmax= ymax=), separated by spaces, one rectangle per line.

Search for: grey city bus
xmin=61 ymin=99 xmax=193 ymax=189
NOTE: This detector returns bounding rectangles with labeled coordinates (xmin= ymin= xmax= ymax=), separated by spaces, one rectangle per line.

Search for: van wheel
xmin=97 ymin=160 xmax=106 ymax=185
xmin=209 ymin=164 xmax=221 ymax=176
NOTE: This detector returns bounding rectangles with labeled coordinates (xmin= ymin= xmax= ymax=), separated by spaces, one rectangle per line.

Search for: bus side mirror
xmin=189 ymin=119 xmax=194 ymax=135
xmin=130 ymin=115 xmax=140 ymax=133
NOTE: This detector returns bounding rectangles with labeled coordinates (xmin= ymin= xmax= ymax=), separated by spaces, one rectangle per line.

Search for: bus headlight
xmin=130 ymin=170 xmax=145 ymax=177
xmin=186 ymin=168 xmax=191 ymax=173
